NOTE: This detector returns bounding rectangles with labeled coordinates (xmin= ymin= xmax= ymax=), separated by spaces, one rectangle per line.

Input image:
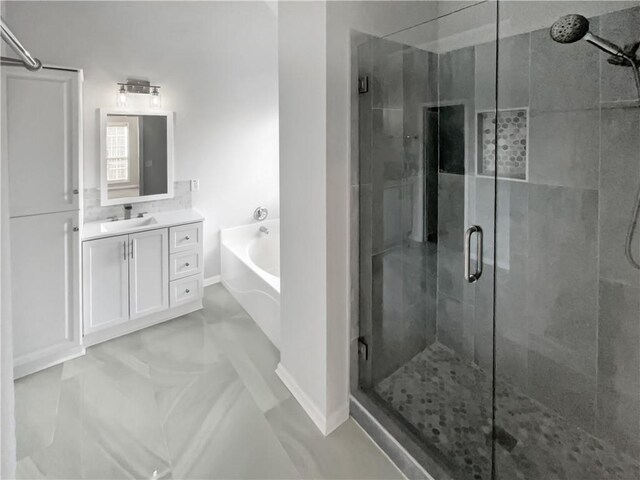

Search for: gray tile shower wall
xmin=354 ymin=3 xmax=640 ymax=465
xmin=447 ymin=5 xmax=639 ymax=458
xmin=83 ymin=181 xmax=192 ymax=223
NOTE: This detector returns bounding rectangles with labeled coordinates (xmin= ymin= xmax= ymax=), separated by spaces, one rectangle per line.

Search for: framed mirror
xmin=100 ymin=109 xmax=174 ymax=206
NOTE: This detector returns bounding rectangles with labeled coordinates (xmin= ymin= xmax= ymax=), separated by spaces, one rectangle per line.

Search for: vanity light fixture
xmin=115 ymin=79 xmax=162 ymax=108
xmin=116 ymin=84 xmax=128 ymax=108
xmin=150 ymin=86 xmax=161 ymax=109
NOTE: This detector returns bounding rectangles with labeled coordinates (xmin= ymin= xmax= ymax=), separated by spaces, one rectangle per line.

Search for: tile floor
xmin=375 ymin=343 xmax=640 ymax=480
xmin=15 ymin=284 xmax=403 ymax=480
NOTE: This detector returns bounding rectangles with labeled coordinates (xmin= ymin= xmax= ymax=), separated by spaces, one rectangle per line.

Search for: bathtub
xmin=221 ymin=219 xmax=280 ymax=348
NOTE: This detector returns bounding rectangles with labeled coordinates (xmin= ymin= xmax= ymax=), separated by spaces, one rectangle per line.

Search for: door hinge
xmin=358 ymin=76 xmax=369 ymax=94
xmin=357 ymin=337 xmax=369 ymax=361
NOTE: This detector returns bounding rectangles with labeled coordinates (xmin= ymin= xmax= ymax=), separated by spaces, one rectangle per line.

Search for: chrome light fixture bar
xmin=115 ymin=79 xmax=162 ymax=108
xmin=0 ymin=17 xmax=41 ymax=71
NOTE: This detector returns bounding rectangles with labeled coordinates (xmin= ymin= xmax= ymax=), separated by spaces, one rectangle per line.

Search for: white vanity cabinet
xmin=82 ymin=220 xmax=203 ymax=346
xmin=129 ymin=229 xmax=169 ymax=320
xmin=82 ymin=234 xmax=130 ymax=334
xmin=169 ymin=222 xmax=204 ymax=307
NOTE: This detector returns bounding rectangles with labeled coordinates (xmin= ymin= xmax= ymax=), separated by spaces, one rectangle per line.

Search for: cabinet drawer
xmin=170 ymin=223 xmax=202 ymax=253
xmin=170 ymin=250 xmax=202 ymax=281
xmin=170 ymin=275 xmax=203 ymax=307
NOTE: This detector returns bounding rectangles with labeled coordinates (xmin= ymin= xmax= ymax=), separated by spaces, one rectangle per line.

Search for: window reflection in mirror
xmin=101 ymin=112 xmax=171 ymax=204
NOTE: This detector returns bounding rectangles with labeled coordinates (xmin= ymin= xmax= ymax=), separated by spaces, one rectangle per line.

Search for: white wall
xmin=278 ymin=0 xmax=440 ymax=434
xmin=277 ymin=1 xmax=331 ymax=430
xmin=4 ymin=1 xmax=280 ymax=279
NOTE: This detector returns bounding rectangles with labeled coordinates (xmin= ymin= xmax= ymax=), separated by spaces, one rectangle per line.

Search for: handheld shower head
xmin=550 ymin=14 xmax=590 ymax=43
xmin=550 ymin=14 xmax=627 ymax=58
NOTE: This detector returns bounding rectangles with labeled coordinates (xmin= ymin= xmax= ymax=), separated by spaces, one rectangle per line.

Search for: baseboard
xmin=83 ymin=300 xmax=203 ymax=348
xmin=326 ymin=402 xmax=350 ymax=435
xmin=204 ymin=275 xmax=221 ymax=287
xmin=275 ymin=363 xmax=348 ymax=436
xmin=14 ymin=346 xmax=86 ymax=379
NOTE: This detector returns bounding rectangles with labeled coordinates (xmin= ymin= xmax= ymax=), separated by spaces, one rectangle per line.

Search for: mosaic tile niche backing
xmin=478 ymin=109 xmax=528 ymax=180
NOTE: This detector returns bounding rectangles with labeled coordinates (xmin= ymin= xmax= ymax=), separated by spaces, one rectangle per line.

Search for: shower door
xmin=354 ymin=1 xmax=640 ymax=479
xmin=491 ymin=2 xmax=640 ymax=479
xmin=354 ymin=3 xmax=500 ymax=479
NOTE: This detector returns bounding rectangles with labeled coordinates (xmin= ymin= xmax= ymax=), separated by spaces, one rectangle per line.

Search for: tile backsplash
xmin=83 ymin=180 xmax=192 ymax=223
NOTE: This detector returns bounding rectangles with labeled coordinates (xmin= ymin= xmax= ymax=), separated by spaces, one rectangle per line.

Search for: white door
xmin=129 ymin=229 xmax=169 ymax=320
xmin=2 ymin=68 xmax=81 ymax=217
xmin=11 ymin=211 xmax=81 ymax=364
xmin=82 ymin=235 xmax=129 ymax=334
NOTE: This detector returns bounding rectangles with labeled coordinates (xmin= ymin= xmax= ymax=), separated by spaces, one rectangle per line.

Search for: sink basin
xmin=100 ymin=216 xmax=158 ymax=233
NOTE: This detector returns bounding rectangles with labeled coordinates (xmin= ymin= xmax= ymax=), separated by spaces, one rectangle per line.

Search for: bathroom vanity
xmin=3 ymin=71 xmax=205 ymax=377
xmin=81 ymin=109 xmax=204 ymax=346
xmin=82 ymin=211 xmax=204 ymax=346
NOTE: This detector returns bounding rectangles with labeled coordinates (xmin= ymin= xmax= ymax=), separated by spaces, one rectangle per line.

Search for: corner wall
xmin=277 ymin=0 xmax=439 ymax=434
xmin=277 ymin=1 xmax=332 ymax=432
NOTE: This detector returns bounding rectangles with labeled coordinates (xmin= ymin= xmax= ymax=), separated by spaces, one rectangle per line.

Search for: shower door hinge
xmin=358 ymin=76 xmax=369 ymax=94
xmin=357 ymin=337 xmax=369 ymax=361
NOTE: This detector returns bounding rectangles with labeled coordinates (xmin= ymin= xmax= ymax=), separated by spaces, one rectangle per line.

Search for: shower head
xmin=550 ymin=14 xmax=590 ymax=43
xmin=550 ymin=14 xmax=627 ymax=58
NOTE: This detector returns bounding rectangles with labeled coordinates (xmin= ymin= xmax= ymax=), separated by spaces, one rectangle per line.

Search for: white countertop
xmin=83 ymin=209 xmax=204 ymax=241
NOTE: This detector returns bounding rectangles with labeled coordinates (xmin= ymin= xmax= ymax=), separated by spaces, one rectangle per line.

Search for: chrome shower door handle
xmin=464 ymin=225 xmax=483 ymax=283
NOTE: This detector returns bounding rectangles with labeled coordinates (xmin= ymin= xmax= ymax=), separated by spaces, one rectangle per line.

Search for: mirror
xmin=100 ymin=110 xmax=174 ymax=205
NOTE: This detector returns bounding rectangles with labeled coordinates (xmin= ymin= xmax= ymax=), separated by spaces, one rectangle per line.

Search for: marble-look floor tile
xmin=156 ymin=361 xmax=298 ymax=479
xmin=61 ymin=354 xmax=105 ymax=381
xmin=21 ymin=360 xmax=172 ymax=480
xmin=208 ymin=311 xmax=290 ymax=413
xmin=15 ymin=284 xmax=400 ymax=480
xmin=266 ymin=397 xmax=404 ymax=480
xmin=14 ymin=365 xmax=63 ymax=461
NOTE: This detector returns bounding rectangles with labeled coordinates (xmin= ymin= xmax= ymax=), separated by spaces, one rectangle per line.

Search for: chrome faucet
xmin=124 ymin=204 xmax=132 ymax=220
xmin=259 ymin=226 xmax=269 ymax=235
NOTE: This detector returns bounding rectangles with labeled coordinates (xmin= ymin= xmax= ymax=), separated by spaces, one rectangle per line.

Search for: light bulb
xmin=116 ymin=85 xmax=128 ymax=108
xmin=150 ymin=87 xmax=161 ymax=109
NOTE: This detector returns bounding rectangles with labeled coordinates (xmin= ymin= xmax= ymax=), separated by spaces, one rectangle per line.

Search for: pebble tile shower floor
xmin=14 ymin=285 xmax=402 ymax=480
xmin=375 ymin=343 xmax=640 ymax=480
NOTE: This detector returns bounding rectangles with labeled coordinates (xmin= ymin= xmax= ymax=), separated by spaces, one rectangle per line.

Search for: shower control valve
xmin=254 ymin=206 xmax=268 ymax=222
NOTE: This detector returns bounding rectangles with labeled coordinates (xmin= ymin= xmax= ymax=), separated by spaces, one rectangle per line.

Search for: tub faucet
xmin=259 ymin=226 xmax=269 ymax=235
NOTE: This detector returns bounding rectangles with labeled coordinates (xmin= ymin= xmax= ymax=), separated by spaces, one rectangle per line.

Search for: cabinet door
xmin=11 ymin=211 xmax=81 ymax=362
xmin=2 ymin=68 xmax=81 ymax=217
xmin=83 ymin=234 xmax=129 ymax=334
xmin=130 ymin=229 xmax=169 ymax=320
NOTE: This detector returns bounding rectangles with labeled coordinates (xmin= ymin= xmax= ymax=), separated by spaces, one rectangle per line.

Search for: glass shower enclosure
xmin=352 ymin=2 xmax=640 ymax=479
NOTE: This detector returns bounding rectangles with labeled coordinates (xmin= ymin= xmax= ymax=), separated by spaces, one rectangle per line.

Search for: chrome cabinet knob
xmin=73 ymin=226 xmax=79 ymax=232
xmin=185 ymin=262 xmax=190 ymax=267
xmin=185 ymin=289 xmax=190 ymax=294
xmin=72 ymin=189 xmax=79 ymax=194
xmin=185 ymin=235 xmax=190 ymax=240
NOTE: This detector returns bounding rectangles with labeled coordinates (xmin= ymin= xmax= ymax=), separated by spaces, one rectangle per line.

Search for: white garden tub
xmin=221 ymin=219 xmax=280 ymax=348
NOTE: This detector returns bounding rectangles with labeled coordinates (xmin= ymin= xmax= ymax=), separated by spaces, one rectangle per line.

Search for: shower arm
xmin=0 ymin=17 xmax=41 ymax=71
xmin=582 ymin=32 xmax=640 ymax=91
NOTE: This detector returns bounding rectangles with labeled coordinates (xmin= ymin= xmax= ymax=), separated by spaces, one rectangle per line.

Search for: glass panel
xmin=356 ymin=3 xmax=499 ymax=478
xmin=495 ymin=1 xmax=640 ymax=478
